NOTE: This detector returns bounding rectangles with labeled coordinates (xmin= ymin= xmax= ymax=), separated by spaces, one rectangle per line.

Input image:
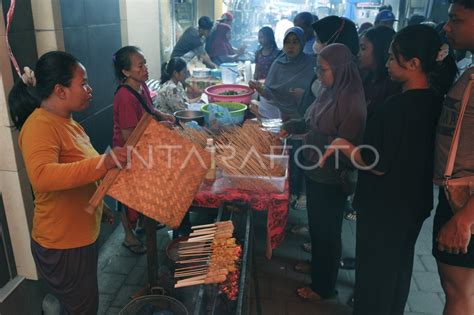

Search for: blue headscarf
xmin=284 ymin=26 xmax=305 ymax=45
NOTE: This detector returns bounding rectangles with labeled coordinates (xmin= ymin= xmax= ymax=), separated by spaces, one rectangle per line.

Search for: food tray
xmin=214 ymin=155 xmax=288 ymax=193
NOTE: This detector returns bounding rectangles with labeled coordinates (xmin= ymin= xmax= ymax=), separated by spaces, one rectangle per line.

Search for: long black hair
xmin=160 ymin=57 xmax=187 ymax=84
xmin=258 ymin=26 xmax=277 ymax=51
xmin=113 ymin=46 xmax=142 ymax=82
xmin=8 ymin=51 xmax=80 ymax=130
xmin=362 ymin=26 xmax=395 ymax=80
xmin=391 ymin=24 xmax=457 ymax=95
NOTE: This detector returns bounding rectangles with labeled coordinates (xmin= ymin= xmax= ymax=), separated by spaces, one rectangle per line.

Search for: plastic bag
xmin=207 ymin=103 xmax=235 ymax=129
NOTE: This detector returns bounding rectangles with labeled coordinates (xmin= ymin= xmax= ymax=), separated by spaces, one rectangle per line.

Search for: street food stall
xmin=89 ymin=79 xmax=289 ymax=313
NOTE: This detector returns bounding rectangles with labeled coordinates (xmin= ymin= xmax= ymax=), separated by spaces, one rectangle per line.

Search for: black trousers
xmin=31 ymin=239 xmax=99 ymax=315
xmin=353 ymin=205 xmax=426 ymax=315
xmin=289 ymin=138 xmax=306 ymax=197
xmin=306 ymin=177 xmax=347 ymax=298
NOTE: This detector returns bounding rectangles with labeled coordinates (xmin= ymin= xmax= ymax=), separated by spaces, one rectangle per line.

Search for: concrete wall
xmin=59 ymin=0 xmax=121 ymax=152
xmin=120 ymin=0 xmax=162 ymax=81
xmin=197 ymin=0 xmax=215 ymax=21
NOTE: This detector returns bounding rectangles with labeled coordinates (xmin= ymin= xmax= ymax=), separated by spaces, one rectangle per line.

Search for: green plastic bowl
xmin=200 ymin=102 xmax=247 ymax=125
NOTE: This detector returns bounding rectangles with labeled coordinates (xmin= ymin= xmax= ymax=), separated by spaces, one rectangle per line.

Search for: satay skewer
xmin=175 ymin=268 xmax=228 ymax=278
xmin=175 ymin=274 xmax=227 ymax=288
xmin=176 ymin=257 xmax=211 ymax=264
xmin=191 ymin=221 xmax=233 ymax=230
xmin=189 ymin=227 xmax=233 ymax=236
xmin=175 ymin=264 xmax=208 ymax=272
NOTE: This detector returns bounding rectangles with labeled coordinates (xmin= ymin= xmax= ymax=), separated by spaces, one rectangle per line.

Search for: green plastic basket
xmin=200 ymin=102 xmax=247 ymax=125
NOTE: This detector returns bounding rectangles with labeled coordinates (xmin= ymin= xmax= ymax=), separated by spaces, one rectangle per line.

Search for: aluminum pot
xmin=173 ymin=110 xmax=205 ymax=126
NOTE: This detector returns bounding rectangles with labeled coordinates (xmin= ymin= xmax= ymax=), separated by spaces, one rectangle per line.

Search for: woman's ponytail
xmin=160 ymin=57 xmax=187 ymax=85
xmin=8 ymin=51 xmax=80 ymax=130
xmin=392 ymin=25 xmax=457 ymax=96
xmin=8 ymin=80 xmax=40 ymax=130
xmin=160 ymin=62 xmax=171 ymax=84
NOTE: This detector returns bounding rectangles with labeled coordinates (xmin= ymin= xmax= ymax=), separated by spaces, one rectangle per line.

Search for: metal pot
xmin=174 ymin=110 xmax=205 ymax=126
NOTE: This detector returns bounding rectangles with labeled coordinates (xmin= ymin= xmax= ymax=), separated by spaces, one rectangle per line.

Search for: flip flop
xmin=290 ymin=225 xmax=310 ymax=236
xmin=122 ymin=242 xmax=147 ymax=255
xmin=302 ymin=242 xmax=312 ymax=253
xmin=340 ymin=257 xmax=356 ymax=270
xmin=347 ymin=294 xmax=354 ymax=308
xmin=294 ymin=261 xmax=311 ymax=274
xmin=344 ymin=211 xmax=357 ymax=221
xmin=296 ymin=287 xmax=323 ymax=301
xmin=291 ymin=196 xmax=307 ymax=211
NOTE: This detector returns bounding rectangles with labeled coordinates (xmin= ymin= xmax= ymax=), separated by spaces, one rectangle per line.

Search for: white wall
xmin=120 ymin=0 xmax=162 ymax=80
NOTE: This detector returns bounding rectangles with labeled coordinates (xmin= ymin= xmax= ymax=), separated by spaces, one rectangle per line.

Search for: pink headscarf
xmin=210 ymin=23 xmax=234 ymax=57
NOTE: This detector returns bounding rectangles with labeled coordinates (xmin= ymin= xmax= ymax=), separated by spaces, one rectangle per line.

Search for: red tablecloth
xmin=193 ymin=179 xmax=289 ymax=254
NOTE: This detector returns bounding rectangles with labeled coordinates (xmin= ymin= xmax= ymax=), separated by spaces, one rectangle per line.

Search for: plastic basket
xmin=204 ymin=84 xmax=254 ymax=104
xmin=200 ymin=102 xmax=248 ymax=125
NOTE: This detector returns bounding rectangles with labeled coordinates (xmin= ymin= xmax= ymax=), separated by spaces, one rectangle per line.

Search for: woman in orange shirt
xmin=10 ymin=51 xmax=127 ymax=314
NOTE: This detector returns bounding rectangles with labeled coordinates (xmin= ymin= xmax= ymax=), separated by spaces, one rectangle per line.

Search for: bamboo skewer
xmin=175 ymin=268 xmax=228 ymax=278
xmin=191 ymin=221 xmax=233 ymax=230
xmin=175 ymin=265 xmax=208 ymax=272
xmin=174 ymin=275 xmax=227 ymax=288
xmin=176 ymin=257 xmax=211 ymax=264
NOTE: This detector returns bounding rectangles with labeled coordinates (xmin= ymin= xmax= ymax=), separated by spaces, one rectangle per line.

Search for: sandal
xmin=290 ymin=194 xmax=298 ymax=204
xmin=290 ymin=225 xmax=309 ymax=236
xmin=296 ymin=287 xmax=322 ymax=301
xmin=302 ymin=242 xmax=312 ymax=253
xmin=340 ymin=257 xmax=356 ymax=270
xmin=292 ymin=195 xmax=307 ymax=211
xmin=122 ymin=242 xmax=147 ymax=255
xmin=344 ymin=210 xmax=357 ymax=221
xmin=347 ymin=294 xmax=354 ymax=308
xmin=294 ymin=261 xmax=311 ymax=274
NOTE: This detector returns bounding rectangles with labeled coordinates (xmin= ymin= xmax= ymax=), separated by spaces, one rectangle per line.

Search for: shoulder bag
xmin=443 ymin=73 xmax=474 ymax=214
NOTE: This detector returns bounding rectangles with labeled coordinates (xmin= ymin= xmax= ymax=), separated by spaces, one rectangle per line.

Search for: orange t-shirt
xmin=18 ymin=108 xmax=108 ymax=249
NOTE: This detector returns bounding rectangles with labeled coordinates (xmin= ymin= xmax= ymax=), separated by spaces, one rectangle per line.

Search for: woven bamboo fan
xmin=88 ymin=114 xmax=210 ymax=228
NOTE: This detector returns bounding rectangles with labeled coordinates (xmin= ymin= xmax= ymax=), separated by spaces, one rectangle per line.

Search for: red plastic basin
xmin=204 ymin=84 xmax=254 ymax=105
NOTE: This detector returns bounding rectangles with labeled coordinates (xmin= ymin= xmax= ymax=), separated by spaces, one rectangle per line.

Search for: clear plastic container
xmin=213 ymin=154 xmax=289 ymax=193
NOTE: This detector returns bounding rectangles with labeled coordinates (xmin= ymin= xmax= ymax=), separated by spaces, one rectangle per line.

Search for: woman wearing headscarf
xmin=249 ymin=27 xmax=315 ymax=120
xmin=296 ymin=16 xmax=360 ymax=118
xmin=208 ymin=23 xmax=245 ymax=65
xmin=288 ymin=17 xmax=360 ymax=233
xmin=282 ymin=43 xmax=366 ymax=301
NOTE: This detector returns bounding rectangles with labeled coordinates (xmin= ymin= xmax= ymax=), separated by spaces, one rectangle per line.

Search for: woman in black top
xmin=320 ymin=25 xmax=457 ymax=315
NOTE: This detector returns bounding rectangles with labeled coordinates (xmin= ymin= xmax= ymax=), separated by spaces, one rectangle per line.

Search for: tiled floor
xmin=97 ymin=194 xmax=445 ymax=314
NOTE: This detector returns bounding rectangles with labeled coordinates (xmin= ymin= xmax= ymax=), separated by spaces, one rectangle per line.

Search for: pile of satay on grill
xmin=174 ymin=221 xmax=241 ymax=288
